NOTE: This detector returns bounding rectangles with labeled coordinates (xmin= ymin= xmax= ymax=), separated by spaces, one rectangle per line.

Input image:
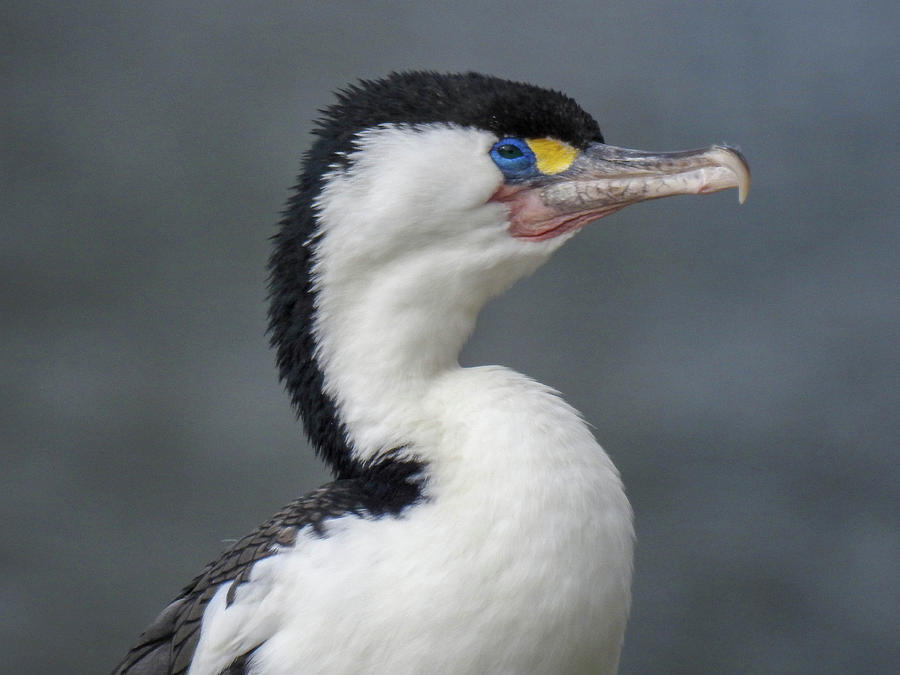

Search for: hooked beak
xmin=497 ymin=143 xmax=750 ymax=240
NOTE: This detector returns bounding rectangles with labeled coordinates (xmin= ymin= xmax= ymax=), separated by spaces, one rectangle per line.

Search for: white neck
xmin=309 ymin=124 xmax=564 ymax=462
xmin=311 ymin=228 xmax=555 ymax=462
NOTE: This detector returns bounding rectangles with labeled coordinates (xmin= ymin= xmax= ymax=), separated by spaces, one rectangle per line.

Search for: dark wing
xmin=111 ymin=481 xmax=376 ymax=675
xmin=112 ymin=456 xmax=425 ymax=675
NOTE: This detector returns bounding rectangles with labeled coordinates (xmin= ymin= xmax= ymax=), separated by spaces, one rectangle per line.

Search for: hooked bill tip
xmin=709 ymin=145 xmax=751 ymax=204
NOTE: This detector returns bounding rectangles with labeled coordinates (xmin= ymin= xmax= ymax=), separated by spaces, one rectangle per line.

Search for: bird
xmin=113 ymin=71 xmax=749 ymax=675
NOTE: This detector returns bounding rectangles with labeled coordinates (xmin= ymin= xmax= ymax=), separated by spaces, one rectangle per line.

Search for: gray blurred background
xmin=3 ymin=1 xmax=898 ymax=672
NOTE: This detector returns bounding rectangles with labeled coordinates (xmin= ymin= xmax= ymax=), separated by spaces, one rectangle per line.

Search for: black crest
xmin=314 ymin=71 xmax=603 ymax=166
xmin=267 ymin=72 xmax=603 ymax=477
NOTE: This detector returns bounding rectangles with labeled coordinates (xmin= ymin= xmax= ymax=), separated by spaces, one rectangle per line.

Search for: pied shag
xmin=113 ymin=71 xmax=749 ymax=675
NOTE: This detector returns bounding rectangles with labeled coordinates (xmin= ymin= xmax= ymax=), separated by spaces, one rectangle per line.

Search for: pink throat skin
xmin=490 ymin=184 xmax=628 ymax=242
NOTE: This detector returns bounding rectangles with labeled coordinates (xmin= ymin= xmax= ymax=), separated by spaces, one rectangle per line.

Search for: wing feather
xmin=112 ymin=457 xmax=425 ymax=674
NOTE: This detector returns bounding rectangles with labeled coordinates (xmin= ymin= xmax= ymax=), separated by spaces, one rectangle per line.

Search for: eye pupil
xmin=497 ymin=144 xmax=523 ymax=159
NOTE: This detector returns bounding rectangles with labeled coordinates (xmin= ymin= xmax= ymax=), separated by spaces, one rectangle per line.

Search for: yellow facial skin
xmin=526 ymin=138 xmax=579 ymax=175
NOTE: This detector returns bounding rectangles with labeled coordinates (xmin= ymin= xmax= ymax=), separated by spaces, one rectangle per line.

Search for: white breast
xmin=190 ymin=367 xmax=633 ymax=675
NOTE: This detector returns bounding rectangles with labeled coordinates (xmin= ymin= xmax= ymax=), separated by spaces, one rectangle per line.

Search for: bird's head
xmin=307 ymin=72 xmax=747 ymax=302
xmin=269 ymin=72 xmax=749 ymax=473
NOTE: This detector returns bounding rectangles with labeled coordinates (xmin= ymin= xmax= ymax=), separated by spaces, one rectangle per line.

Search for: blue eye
xmin=490 ymin=138 xmax=536 ymax=180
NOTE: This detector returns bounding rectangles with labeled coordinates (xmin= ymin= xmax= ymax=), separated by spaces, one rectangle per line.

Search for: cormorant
xmin=113 ymin=71 xmax=749 ymax=675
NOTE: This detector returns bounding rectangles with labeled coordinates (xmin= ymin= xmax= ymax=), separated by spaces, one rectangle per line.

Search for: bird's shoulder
xmin=112 ymin=463 xmax=424 ymax=675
